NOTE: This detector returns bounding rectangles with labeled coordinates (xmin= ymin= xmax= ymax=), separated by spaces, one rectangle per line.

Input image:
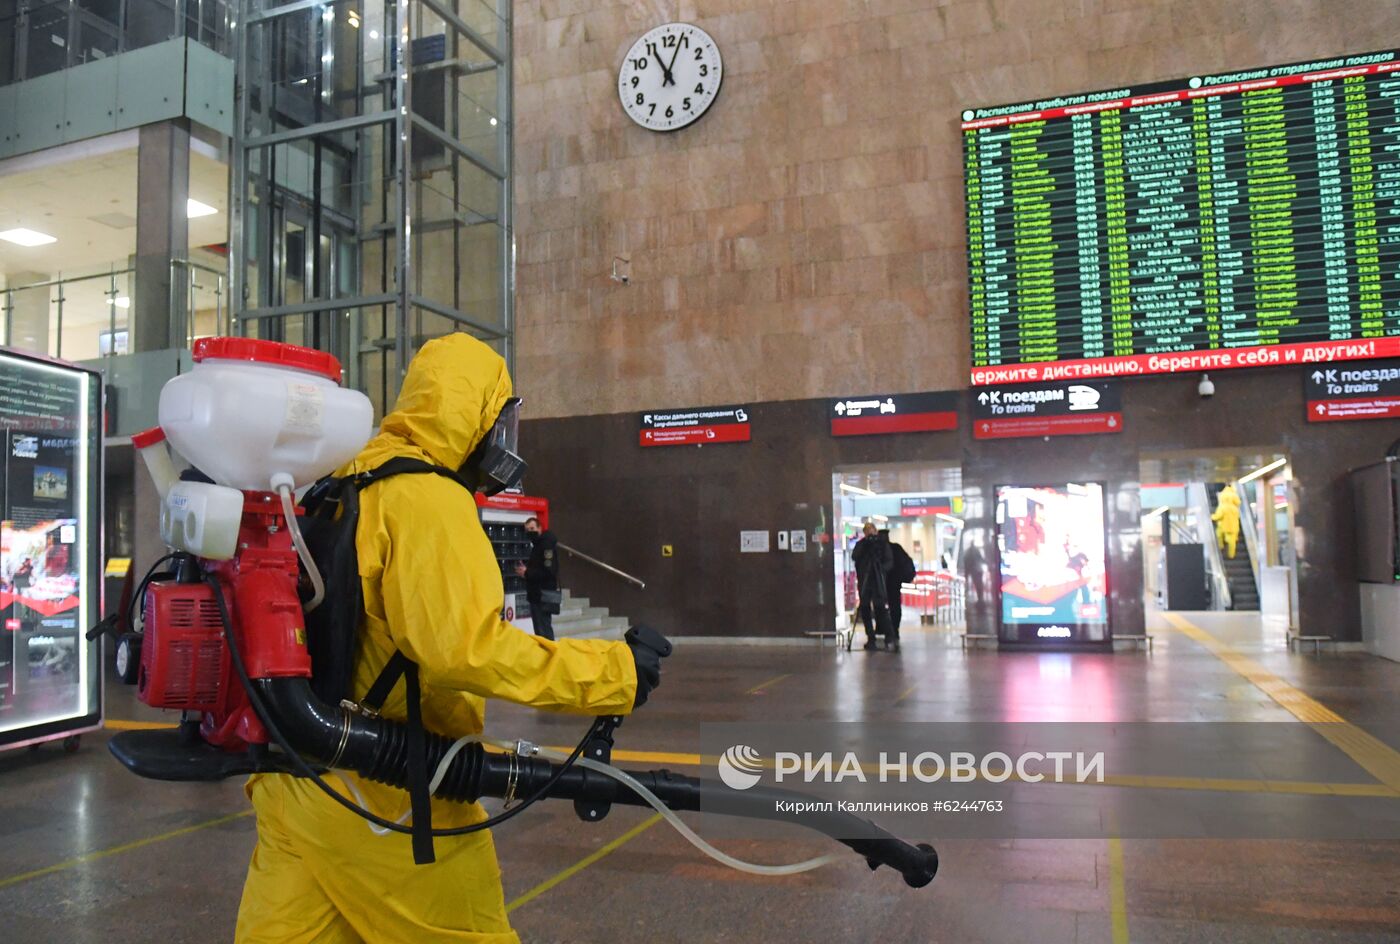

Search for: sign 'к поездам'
xmin=1304 ymin=361 xmax=1400 ymax=422
xmin=972 ymin=382 xmax=1122 ymax=440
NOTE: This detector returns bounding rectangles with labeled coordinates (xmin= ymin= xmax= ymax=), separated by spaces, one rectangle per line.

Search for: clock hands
xmin=662 ymin=37 xmax=685 ymax=86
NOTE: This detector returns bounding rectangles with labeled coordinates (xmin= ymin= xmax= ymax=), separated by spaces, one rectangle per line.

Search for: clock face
xmin=618 ymin=23 xmax=723 ymax=132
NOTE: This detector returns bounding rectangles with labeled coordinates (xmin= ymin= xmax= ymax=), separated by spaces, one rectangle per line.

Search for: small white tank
xmin=159 ymin=338 xmax=373 ymax=491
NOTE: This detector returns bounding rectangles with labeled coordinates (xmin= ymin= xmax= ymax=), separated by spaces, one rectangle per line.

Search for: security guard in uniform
xmin=516 ymin=516 xmax=559 ymax=640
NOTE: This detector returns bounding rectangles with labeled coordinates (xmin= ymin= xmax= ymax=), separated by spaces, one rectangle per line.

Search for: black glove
xmin=625 ymin=624 xmax=672 ymax=708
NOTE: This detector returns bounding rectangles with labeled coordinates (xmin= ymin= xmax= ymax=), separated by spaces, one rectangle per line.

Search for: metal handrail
xmin=1235 ymin=486 xmax=1265 ymax=590
xmin=1187 ymin=483 xmax=1233 ymax=610
xmin=557 ymin=543 xmax=646 ymax=590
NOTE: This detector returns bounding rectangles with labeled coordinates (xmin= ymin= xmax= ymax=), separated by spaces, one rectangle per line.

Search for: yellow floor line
xmin=895 ymin=683 xmax=919 ymax=703
xmin=505 ymin=813 xmax=662 ymax=913
xmin=1108 ymin=832 xmax=1130 ymax=943
xmin=0 ymin=810 xmax=253 ymax=891
xmin=1163 ymin=613 xmax=1400 ymax=790
xmin=105 ymin=719 xmax=178 ymax=730
xmin=746 ymin=673 xmax=791 ymax=695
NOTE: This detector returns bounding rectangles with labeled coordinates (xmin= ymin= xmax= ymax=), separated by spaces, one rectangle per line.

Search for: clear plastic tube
xmin=514 ymin=739 xmax=836 ymax=876
xmin=275 ymin=481 xmax=325 ymax=612
xmin=340 ymin=733 xmax=836 ymax=875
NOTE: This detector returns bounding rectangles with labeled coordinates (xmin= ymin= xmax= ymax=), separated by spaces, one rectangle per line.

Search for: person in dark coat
xmin=514 ymin=516 xmax=559 ymax=640
xmin=851 ymin=522 xmax=894 ymax=651
xmin=881 ymin=529 xmax=916 ymax=651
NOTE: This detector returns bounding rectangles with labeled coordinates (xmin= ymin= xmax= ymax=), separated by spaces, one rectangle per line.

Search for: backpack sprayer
xmin=104 ymin=338 xmax=938 ymax=888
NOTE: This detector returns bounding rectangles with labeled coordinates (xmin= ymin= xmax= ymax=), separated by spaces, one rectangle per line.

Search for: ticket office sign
xmin=640 ymin=406 xmax=751 ymax=447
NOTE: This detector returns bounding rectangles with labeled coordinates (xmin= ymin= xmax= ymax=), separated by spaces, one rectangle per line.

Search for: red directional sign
xmin=972 ymin=382 xmax=1122 ymax=440
xmin=1305 ymin=362 xmax=1400 ymax=423
xmin=828 ymin=392 xmax=959 ymax=437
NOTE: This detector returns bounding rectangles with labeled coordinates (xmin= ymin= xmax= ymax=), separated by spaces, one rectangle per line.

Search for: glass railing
xmin=0 ymin=259 xmax=227 ymax=362
xmin=0 ymin=0 xmax=232 ymax=87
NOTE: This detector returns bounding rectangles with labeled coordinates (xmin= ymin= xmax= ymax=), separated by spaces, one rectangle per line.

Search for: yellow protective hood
xmin=360 ymin=333 xmax=513 ymax=472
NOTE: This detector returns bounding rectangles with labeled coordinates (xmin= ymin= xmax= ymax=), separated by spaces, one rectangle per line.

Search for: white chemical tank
xmin=158 ymin=338 xmax=373 ymax=491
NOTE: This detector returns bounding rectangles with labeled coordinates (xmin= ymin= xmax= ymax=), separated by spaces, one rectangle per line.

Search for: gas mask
xmin=460 ymin=397 xmax=527 ymax=496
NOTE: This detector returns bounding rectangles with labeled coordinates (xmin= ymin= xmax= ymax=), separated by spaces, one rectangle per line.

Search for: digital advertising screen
xmin=963 ymin=50 xmax=1400 ymax=385
xmin=995 ymin=483 xmax=1109 ymax=645
xmin=0 ymin=349 xmax=101 ymax=747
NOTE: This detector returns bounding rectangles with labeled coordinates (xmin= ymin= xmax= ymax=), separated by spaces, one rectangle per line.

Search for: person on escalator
xmin=1212 ymin=483 xmax=1242 ymax=560
xmin=235 ymin=333 xmax=667 ymax=944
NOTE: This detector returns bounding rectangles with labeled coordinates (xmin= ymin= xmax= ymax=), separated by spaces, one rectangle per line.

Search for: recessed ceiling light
xmin=187 ymin=199 xmax=219 ymax=218
xmin=0 ymin=228 xmax=57 ymax=246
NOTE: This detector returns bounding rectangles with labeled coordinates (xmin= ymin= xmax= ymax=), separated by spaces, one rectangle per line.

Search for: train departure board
xmin=963 ymin=51 xmax=1400 ymax=385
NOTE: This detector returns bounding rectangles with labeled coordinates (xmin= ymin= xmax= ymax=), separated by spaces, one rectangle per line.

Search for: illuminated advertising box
xmin=0 ymin=348 xmax=102 ymax=750
xmin=995 ymin=482 xmax=1110 ymax=647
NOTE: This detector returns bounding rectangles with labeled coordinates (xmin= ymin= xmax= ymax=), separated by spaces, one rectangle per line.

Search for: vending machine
xmin=0 ymin=347 xmax=103 ymax=753
xmin=475 ymin=491 xmax=549 ymax=632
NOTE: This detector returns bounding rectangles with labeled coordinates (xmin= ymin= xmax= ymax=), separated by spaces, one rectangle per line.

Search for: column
xmin=975 ymin=126 xmax=1012 ymax=366
xmin=1071 ymin=113 xmax=1107 ymax=359
xmin=1310 ymin=80 xmax=1352 ymax=338
xmin=1192 ymin=99 xmax=1221 ymax=348
xmin=1010 ymin=119 xmax=1059 ymax=362
xmin=1122 ymin=100 xmax=1203 ymax=353
xmin=133 ymin=120 xmax=190 ymax=352
xmin=1099 ymin=109 xmax=1132 ymax=356
xmin=1241 ymin=87 xmax=1299 ymax=345
xmin=1344 ymin=74 xmax=1383 ymax=338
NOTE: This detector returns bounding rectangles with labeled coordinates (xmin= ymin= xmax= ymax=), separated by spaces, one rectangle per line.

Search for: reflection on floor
xmin=2 ymin=611 xmax=1399 ymax=943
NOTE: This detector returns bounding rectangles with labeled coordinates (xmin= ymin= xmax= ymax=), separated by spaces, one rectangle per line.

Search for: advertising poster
xmin=995 ymin=483 xmax=1109 ymax=645
xmin=0 ymin=351 xmax=100 ymax=741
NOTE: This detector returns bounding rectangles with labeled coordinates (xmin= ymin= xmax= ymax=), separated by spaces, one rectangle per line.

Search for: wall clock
xmin=617 ymin=23 xmax=723 ymax=132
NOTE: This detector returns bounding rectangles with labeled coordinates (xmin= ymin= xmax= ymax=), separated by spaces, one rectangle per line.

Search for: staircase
xmin=547 ymin=589 xmax=629 ymax=640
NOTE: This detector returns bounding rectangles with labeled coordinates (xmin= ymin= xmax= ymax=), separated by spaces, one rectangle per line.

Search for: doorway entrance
xmin=831 ymin=463 xmax=964 ymax=635
xmin=1139 ymin=450 xmax=1297 ymax=626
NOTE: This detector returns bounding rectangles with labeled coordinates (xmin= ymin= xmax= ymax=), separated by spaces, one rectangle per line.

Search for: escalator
xmin=1208 ymin=484 xmax=1259 ymax=611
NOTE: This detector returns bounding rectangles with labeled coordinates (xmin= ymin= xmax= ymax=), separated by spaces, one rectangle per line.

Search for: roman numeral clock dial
xmin=618 ymin=23 xmax=723 ymax=132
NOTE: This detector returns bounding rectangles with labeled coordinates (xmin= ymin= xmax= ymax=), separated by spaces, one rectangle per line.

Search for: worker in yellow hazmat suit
xmin=1212 ymin=483 xmax=1242 ymax=559
xmin=236 ymin=334 xmax=651 ymax=943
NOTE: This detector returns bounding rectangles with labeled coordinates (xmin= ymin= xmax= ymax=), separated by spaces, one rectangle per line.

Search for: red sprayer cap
xmin=193 ymin=337 xmax=343 ymax=383
xmin=131 ymin=426 xmax=166 ymax=449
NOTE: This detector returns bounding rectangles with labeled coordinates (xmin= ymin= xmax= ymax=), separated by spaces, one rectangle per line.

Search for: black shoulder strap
xmin=361 ymin=651 xmax=412 ymax=714
xmin=353 ymin=456 xmax=469 ymax=492
xmin=360 ymin=652 xmax=435 ymax=864
xmin=403 ymin=662 xmax=435 ymax=864
xmin=341 ymin=454 xmax=472 ymax=866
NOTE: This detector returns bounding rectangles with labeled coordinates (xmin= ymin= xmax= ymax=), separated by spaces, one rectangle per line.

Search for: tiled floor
xmin=2 ymin=611 xmax=1399 ymax=942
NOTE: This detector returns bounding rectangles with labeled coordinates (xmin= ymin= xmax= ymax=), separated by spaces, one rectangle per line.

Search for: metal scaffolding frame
xmin=229 ymin=0 xmax=512 ymax=416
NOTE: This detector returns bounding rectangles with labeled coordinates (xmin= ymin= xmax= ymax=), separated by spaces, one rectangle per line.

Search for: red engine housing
xmin=137 ymin=581 xmax=233 ymax=713
xmin=137 ymin=491 xmax=314 ymax=752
